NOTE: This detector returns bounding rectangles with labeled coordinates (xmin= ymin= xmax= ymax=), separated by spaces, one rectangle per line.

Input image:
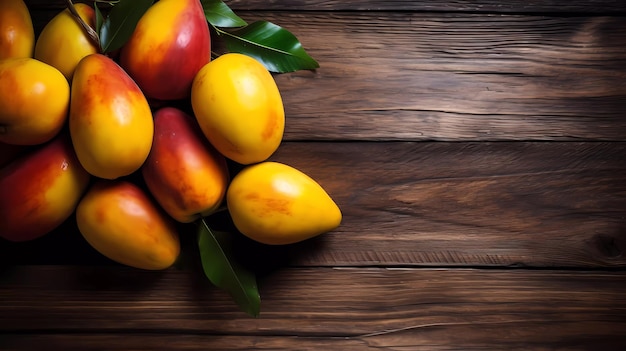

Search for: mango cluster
xmin=0 ymin=0 xmax=341 ymax=270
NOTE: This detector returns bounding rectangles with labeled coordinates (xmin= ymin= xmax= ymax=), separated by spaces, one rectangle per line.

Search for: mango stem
xmin=64 ymin=0 xmax=102 ymax=53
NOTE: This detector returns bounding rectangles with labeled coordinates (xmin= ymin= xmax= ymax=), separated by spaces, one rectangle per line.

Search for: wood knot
xmin=589 ymin=234 xmax=623 ymax=259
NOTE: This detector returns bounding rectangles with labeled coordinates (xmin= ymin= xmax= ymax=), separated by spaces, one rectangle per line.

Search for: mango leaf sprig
xmin=67 ymin=0 xmax=319 ymax=73
xmin=201 ymin=0 xmax=319 ymax=72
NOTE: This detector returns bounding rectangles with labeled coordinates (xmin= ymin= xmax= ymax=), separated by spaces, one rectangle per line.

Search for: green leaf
xmin=198 ymin=219 xmax=260 ymax=317
xmin=201 ymin=0 xmax=247 ymax=28
xmin=94 ymin=2 xmax=104 ymax=34
xmin=215 ymin=21 xmax=319 ymax=73
xmin=99 ymin=0 xmax=153 ymax=53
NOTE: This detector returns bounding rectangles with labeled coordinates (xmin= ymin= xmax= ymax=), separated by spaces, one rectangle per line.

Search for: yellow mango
xmin=191 ymin=53 xmax=285 ymax=165
xmin=34 ymin=3 xmax=98 ymax=80
xmin=0 ymin=58 xmax=69 ymax=145
xmin=69 ymin=54 xmax=153 ymax=179
xmin=76 ymin=180 xmax=180 ymax=270
xmin=227 ymin=162 xmax=342 ymax=245
xmin=0 ymin=0 xmax=34 ymax=59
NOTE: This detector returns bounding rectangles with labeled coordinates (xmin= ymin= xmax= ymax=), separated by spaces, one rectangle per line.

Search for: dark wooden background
xmin=2 ymin=0 xmax=626 ymax=349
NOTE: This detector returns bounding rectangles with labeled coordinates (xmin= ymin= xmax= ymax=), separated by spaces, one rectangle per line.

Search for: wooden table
xmin=2 ymin=0 xmax=626 ymax=349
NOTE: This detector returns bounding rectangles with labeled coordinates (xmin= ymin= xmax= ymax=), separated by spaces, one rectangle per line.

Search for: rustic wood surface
xmin=3 ymin=0 xmax=626 ymax=349
xmin=2 ymin=266 xmax=626 ymax=350
xmin=4 ymin=142 xmax=626 ymax=268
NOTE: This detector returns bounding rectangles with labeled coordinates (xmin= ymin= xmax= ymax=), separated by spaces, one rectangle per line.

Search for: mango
xmin=34 ymin=3 xmax=98 ymax=80
xmin=0 ymin=134 xmax=91 ymax=242
xmin=0 ymin=58 xmax=69 ymax=145
xmin=76 ymin=180 xmax=181 ymax=270
xmin=191 ymin=53 xmax=285 ymax=165
xmin=142 ymin=107 xmax=229 ymax=223
xmin=120 ymin=0 xmax=211 ymax=100
xmin=69 ymin=54 xmax=153 ymax=179
xmin=0 ymin=0 xmax=34 ymax=59
xmin=227 ymin=162 xmax=342 ymax=245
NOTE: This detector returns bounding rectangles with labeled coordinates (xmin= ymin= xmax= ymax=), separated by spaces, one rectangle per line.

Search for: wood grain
xmin=268 ymin=141 xmax=626 ymax=267
xmin=3 ymin=331 xmax=626 ymax=351
xmin=228 ymin=0 xmax=626 ymax=13
xmin=24 ymin=0 xmax=626 ymax=14
xmin=1 ymin=266 xmax=625 ymax=350
xmin=7 ymin=2 xmax=626 ymax=349
xmin=22 ymin=8 xmax=626 ymax=140
xmin=258 ymin=12 xmax=626 ymax=141
xmin=3 ymin=142 xmax=625 ymax=268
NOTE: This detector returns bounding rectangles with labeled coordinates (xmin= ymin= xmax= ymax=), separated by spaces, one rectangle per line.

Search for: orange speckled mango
xmin=69 ymin=54 xmax=153 ymax=180
xmin=191 ymin=53 xmax=285 ymax=165
xmin=76 ymin=180 xmax=180 ymax=270
xmin=227 ymin=162 xmax=342 ymax=245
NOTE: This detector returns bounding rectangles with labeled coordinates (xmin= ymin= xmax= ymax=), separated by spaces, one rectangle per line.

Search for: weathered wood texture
xmin=260 ymin=12 xmax=626 ymax=141
xmin=229 ymin=0 xmax=626 ymax=13
xmin=25 ymin=0 xmax=626 ymax=13
xmin=23 ymin=4 xmax=626 ymax=141
xmin=3 ymin=142 xmax=625 ymax=268
xmin=6 ymin=333 xmax=624 ymax=351
xmin=1 ymin=266 xmax=626 ymax=350
xmin=270 ymin=142 xmax=626 ymax=267
xmin=5 ymin=1 xmax=626 ymax=350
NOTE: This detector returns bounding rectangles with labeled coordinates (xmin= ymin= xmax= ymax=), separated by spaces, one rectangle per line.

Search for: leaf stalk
xmin=64 ymin=0 xmax=102 ymax=53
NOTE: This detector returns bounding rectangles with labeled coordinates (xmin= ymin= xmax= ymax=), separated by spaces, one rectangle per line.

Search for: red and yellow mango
xmin=120 ymin=0 xmax=211 ymax=100
xmin=69 ymin=54 xmax=153 ymax=179
xmin=76 ymin=180 xmax=181 ymax=270
xmin=0 ymin=0 xmax=34 ymax=60
xmin=142 ymin=107 xmax=229 ymax=223
xmin=0 ymin=134 xmax=91 ymax=242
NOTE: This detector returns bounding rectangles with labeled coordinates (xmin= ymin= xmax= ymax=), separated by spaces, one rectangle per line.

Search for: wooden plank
xmin=2 ymin=142 xmax=625 ymax=268
xmin=23 ymin=0 xmax=626 ymax=14
xmin=1 ymin=266 xmax=625 ymax=350
xmin=22 ymin=9 xmax=626 ymax=140
xmin=268 ymin=141 xmax=626 ymax=267
xmin=2 ymin=335 xmax=370 ymax=351
xmin=259 ymin=12 xmax=626 ymax=141
xmin=228 ymin=0 xmax=626 ymax=13
xmin=3 ymin=329 xmax=626 ymax=351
